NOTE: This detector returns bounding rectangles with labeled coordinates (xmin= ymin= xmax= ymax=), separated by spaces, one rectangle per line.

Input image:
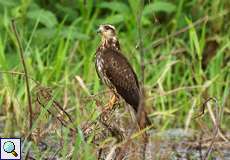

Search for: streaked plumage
xmin=95 ymin=24 xmax=140 ymax=112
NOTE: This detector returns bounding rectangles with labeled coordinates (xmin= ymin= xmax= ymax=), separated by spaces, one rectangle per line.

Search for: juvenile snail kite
xmin=95 ymin=24 xmax=148 ymax=120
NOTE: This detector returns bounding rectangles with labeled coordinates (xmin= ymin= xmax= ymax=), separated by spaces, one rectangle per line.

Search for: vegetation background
xmin=0 ymin=0 xmax=229 ymax=159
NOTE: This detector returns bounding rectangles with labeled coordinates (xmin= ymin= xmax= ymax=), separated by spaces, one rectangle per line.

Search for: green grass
xmin=0 ymin=0 xmax=229 ymax=159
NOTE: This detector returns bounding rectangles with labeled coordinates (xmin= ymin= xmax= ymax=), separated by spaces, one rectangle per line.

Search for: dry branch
xmin=11 ymin=20 xmax=33 ymax=133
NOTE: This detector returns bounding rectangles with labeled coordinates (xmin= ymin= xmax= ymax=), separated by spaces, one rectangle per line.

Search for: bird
xmin=95 ymin=24 xmax=150 ymax=126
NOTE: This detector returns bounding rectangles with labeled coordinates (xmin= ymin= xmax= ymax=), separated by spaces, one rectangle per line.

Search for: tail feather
xmin=133 ymin=104 xmax=151 ymax=128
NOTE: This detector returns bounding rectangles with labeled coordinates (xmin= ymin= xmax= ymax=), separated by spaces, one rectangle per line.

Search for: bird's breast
xmin=95 ymin=52 xmax=114 ymax=89
xmin=96 ymin=53 xmax=104 ymax=78
xmin=96 ymin=55 xmax=104 ymax=73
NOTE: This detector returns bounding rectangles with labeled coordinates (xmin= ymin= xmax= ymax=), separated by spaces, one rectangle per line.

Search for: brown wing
xmin=102 ymin=48 xmax=140 ymax=111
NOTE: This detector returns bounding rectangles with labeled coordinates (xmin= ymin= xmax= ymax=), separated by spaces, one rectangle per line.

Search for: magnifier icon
xmin=3 ymin=141 xmax=18 ymax=157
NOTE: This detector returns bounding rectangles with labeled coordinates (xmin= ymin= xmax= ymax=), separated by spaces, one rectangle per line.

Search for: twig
xmin=0 ymin=70 xmax=39 ymax=84
xmin=193 ymin=97 xmax=216 ymax=120
xmin=144 ymin=10 xmax=229 ymax=52
xmin=11 ymin=20 xmax=33 ymax=133
xmin=203 ymin=98 xmax=219 ymax=160
xmin=53 ymin=100 xmax=73 ymax=123
xmin=136 ymin=1 xmax=149 ymax=159
xmin=194 ymin=98 xmax=229 ymax=159
xmin=195 ymin=98 xmax=229 ymax=143
xmin=35 ymin=85 xmax=77 ymax=133
xmin=137 ymin=1 xmax=145 ymax=84
xmin=36 ymin=96 xmax=77 ymax=133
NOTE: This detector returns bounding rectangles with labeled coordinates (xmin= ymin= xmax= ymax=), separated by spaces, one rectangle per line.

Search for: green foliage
xmin=27 ymin=9 xmax=58 ymax=28
xmin=143 ymin=1 xmax=176 ymax=15
xmin=0 ymin=0 xmax=229 ymax=159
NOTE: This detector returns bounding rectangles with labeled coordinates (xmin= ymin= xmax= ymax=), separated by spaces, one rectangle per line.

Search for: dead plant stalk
xmin=11 ymin=20 xmax=33 ymax=132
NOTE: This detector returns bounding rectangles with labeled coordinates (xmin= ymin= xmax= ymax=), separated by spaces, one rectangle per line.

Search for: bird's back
xmin=96 ymin=47 xmax=140 ymax=111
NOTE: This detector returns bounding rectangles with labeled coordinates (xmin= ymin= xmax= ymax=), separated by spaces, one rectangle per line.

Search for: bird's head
xmin=97 ymin=24 xmax=116 ymax=39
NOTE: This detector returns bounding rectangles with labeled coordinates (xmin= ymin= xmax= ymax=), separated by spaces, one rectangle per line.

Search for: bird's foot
xmin=102 ymin=95 xmax=118 ymax=112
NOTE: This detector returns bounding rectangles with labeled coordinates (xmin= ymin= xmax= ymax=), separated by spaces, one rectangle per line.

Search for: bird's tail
xmin=144 ymin=110 xmax=151 ymax=126
xmin=137 ymin=109 xmax=151 ymax=129
xmin=134 ymin=88 xmax=151 ymax=128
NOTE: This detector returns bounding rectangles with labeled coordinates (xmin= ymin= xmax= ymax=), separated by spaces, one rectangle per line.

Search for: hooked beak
xmin=97 ymin=26 xmax=102 ymax=34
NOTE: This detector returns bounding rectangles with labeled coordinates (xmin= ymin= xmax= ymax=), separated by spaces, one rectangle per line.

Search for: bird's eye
xmin=104 ymin=26 xmax=111 ymax=30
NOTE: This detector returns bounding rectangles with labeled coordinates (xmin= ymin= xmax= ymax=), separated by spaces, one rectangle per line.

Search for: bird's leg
xmin=103 ymin=94 xmax=118 ymax=112
xmin=108 ymin=94 xmax=117 ymax=108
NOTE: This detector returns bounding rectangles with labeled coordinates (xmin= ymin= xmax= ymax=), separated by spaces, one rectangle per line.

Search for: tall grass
xmin=0 ymin=0 xmax=229 ymax=159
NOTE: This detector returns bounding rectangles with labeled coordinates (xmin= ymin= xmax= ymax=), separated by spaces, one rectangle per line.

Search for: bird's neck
xmin=101 ymin=36 xmax=120 ymax=50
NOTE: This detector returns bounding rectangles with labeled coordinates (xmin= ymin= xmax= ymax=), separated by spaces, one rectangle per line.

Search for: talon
xmin=102 ymin=95 xmax=118 ymax=112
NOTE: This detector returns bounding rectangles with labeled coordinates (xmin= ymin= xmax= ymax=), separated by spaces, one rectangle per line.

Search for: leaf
xmin=98 ymin=14 xmax=124 ymax=24
xmin=143 ymin=2 xmax=176 ymax=15
xmin=55 ymin=3 xmax=78 ymax=21
xmin=27 ymin=9 xmax=58 ymax=28
xmin=142 ymin=16 xmax=151 ymax=26
xmin=0 ymin=0 xmax=18 ymax=6
xmin=34 ymin=28 xmax=56 ymax=39
xmin=98 ymin=2 xmax=130 ymax=13
xmin=128 ymin=0 xmax=141 ymax=16
xmin=186 ymin=17 xmax=201 ymax=59
xmin=60 ymin=26 xmax=89 ymax=40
